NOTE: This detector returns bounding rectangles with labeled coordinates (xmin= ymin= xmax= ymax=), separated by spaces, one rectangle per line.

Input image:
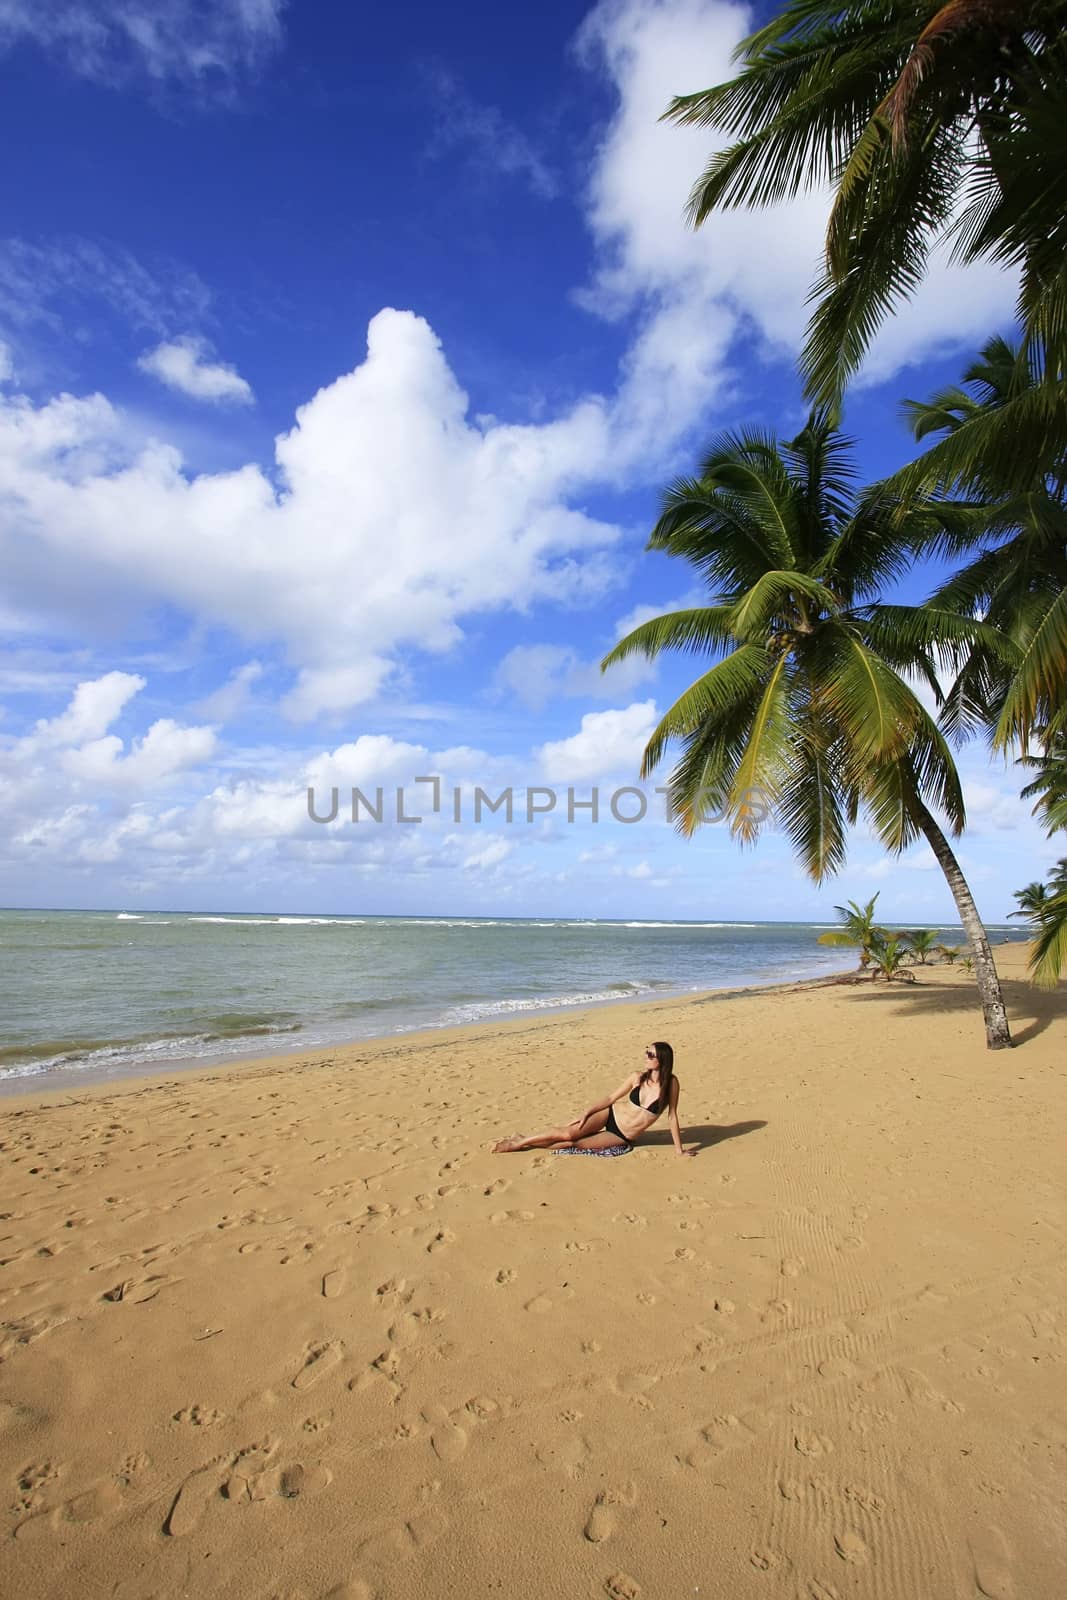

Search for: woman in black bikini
xmin=491 ymin=1041 xmax=694 ymax=1156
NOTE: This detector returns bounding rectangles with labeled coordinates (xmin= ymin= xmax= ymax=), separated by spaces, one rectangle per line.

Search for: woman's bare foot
xmin=492 ymin=1136 xmax=525 ymax=1153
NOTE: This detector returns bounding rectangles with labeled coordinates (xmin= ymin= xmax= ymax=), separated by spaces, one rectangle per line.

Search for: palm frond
xmin=804 ymin=121 xmax=966 ymax=406
xmin=637 ymin=644 xmax=771 ymax=780
xmin=600 ymin=607 xmax=735 ymax=672
xmin=994 ymin=585 xmax=1067 ymax=749
xmin=1028 ymin=891 xmax=1067 ymax=989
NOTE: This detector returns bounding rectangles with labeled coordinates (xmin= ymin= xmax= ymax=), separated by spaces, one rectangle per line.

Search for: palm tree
xmin=901 ymin=927 xmax=940 ymax=963
xmin=889 ymin=337 xmax=1067 ymax=753
xmin=1009 ymin=880 xmax=1055 ymax=918
xmin=600 ymin=414 xmax=1014 ymax=1047
xmin=663 ymin=0 xmax=1067 ymax=410
xmin=816 ymin=892 xmax=886 ymax=969
xmin=868 ymin=930 xmax=915 ymax=981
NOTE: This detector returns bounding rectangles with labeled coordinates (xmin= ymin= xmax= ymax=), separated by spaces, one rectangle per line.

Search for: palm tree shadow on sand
xmin=641 ymin=1119 xmax=767 ymax=1153
xmin=833 ymin=970 xmax=1065 ymax=1047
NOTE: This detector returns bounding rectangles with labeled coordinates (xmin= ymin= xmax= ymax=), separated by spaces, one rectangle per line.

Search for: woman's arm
xmin=570 ymin=1074 xmax=638 ymax=1131
xmin=667 ymin=1075 xmax=694 ymax=1156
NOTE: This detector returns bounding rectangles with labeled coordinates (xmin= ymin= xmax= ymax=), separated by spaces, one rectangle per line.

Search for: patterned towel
xmin=552 ymin=1143 xmax=632 ymax=1157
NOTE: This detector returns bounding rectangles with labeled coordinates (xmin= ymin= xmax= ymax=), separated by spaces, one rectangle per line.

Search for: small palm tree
xmin=901 ymin=928 xmax=939 ymax=964
xmin=936 ymin=944 xmax=961 ymax=964
xmin=663 ymin=1 xmax=1067 ymax=411
xmin=869 ymin=931 xmax=914 ymax=982
xmin=601 ymin=414 xmax=1014 ymax=1047
xmin=816 ymin=893 xmax=886 ymax=970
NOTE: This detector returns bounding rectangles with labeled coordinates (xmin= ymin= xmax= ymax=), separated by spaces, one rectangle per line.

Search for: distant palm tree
xmin=816 ymin=892 xmax=886 ymax=970
xmin=1009 ymin=881 xmax=1055 ymax=919
xmin=664 ymin=1 xmax=1067 ymax=412
xmin=600 ymin=413 xmax=1014 ymax=1047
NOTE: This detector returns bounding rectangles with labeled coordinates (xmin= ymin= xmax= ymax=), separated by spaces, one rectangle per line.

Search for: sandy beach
xmin=1 ymin=940 xmax=1064 ymax=1600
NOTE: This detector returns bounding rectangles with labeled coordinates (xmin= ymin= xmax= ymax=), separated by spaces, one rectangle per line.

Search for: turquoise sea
xmin=0 ymin=908 xmax=1029 ymax=1092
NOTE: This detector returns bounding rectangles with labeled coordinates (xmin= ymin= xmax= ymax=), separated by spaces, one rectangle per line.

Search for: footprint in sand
xmin=173 ymin=1404 xmax=224 ymax=1427
xmin=292 ymin=1341 xmax=344 ymax=1390
xmin=524 ymin=1295 xmax=553 ymax=1314
xmin=373 ymin=1277 xmax=412 ymax=1308
xmin=322 ymin=1269 xmax=347 ymax=1299
xmin=495 ymin=1268 xmax=517 ymax=1286
xmin=101 ymin=1274 xmax=179 ymax=1304
xmin=224 ymin=1461 xmax=332 ymax=1502
xmin=535 ymin=1432 xmax=592 ymax=1481
xmin=901 ymin=1368 xmax=965 ymax=1414
xmin=833 ymin=1530 xmax=869 ymax=1565
xmin=750 ymin=1549 xmax=784 ymax=1571
xmin=15 ymin=1477 xmax=126 ymax=1541
xmin=843 ymin=1483 xmax=884 ymax=1514
xmin=781 ymin=1257 xmax=805 ymax=1278
xmin=163 ymin=1460 xmax=226 ymax=1537
xmin=604 ymin=1574 xmax=641 ymax=1599
xmin=422 ymin=1403 xmax=467 ymax=1461
xmin=425 ymin=1229 xmax=455 ymax=1254
xmin=358 ymin=1506 xmax=449 ymax=1568
xmin=970 ymin=1524 xmax=1015 ymax=1599
xmin=462 ymin=1395 xmax=502 ymax=1430
xmin=13 ymin=1459 xmax=61 ymax=1512
xmin=318 ymin=1582 xmax=377 ymax=1600
xmin=794 ymin=1431 xmax=834 ymax=1459
xmin=584 ymin=1482 xmax=637 ymax=1543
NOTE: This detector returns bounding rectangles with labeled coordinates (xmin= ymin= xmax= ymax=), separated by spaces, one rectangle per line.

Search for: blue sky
xmin=0 ymin=0 xmax=1057 ymax=921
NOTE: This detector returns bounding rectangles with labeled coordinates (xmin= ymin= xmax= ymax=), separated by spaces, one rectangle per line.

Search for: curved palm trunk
xmin=914 ymin=800 xmax=1013 ymax=1049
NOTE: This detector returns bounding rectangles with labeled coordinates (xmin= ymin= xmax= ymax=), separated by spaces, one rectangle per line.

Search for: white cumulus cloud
xmin=138 ymin=336 xmax=254 ymax=405
xmin=577 ymin=0 xmax=1017 ymax=413
xmin=1 ymin=310 xmax=621 ymax=722
xmin=538 ymin=699 xmax=659 ymax=782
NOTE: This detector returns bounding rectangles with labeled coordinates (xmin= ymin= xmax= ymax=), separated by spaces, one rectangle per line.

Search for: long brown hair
xmin=642 ymin=1040 xmax=674 ymax=1107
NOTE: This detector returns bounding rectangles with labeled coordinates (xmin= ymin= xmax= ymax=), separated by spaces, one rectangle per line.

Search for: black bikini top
xmin=630 ymin=1085 xmax=660 ymax=1115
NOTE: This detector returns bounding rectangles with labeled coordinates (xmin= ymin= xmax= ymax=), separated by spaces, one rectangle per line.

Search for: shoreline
xmin=0 ymin=954 xmax=862 ymax=1105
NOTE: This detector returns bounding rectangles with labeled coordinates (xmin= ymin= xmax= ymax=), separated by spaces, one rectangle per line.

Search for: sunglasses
xmin=645 ymin=1048 xmax=657 ymax=1059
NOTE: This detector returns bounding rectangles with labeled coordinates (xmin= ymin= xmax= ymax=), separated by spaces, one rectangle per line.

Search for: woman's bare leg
xmin=493 ymin=1111 xmax=614 ymax=1154
xmin=492 ymin=1124 xmax=577 ymax=1154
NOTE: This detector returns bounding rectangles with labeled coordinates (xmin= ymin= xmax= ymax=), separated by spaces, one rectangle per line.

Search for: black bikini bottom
xmin=605 ymin=1105 xmax=633 ymax=1146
